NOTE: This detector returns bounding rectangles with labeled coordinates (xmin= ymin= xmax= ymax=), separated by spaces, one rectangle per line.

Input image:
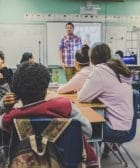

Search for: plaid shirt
xmin=59 ymin=34 xmax=82 ymax=67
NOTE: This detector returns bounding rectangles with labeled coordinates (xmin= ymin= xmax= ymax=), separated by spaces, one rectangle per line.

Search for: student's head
xmin=20 ymin=52 xmax=34 ymax=64
xmin=90 ymin=43 xmax=131 ymax=81
xmin=13 ymin=63 xmax=50 ymax=105
xmin=0 ymin=51 xmax=5 ymax=65
xmin=75 ymin=44 xmax=90 ymax=71
xmin=115 ymin=50 xmax=124 ymax=59
xmin=90 ymin=43 xmax=111 ymax=65
xmin=65 ymin=22 xmax=74 ymax=35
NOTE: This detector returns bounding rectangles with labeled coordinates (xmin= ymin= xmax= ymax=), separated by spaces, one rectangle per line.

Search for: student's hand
xmin=60 ymin=62 xmax=65 ymax=69
xmin=0 ymin=61 xmax=6 ymax=69
xmin=3 ymin=92 xmax=17 ymax=106
xmin=1 ymin=62 xmax=7 ymax=68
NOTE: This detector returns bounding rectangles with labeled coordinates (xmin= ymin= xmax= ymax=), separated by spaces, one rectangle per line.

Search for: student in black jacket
xmin=0 ymin=51 xmax=13 ymax=89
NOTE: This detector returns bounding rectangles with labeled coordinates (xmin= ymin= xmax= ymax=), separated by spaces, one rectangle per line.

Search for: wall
xmin=1 ymin=0 xmax=140 ymax=23
xmin=1 ymin=0 xmax=140 ymax=67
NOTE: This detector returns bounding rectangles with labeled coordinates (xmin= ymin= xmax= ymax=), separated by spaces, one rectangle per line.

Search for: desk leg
xmin=89 ymin=121 xmax=104 ymax=168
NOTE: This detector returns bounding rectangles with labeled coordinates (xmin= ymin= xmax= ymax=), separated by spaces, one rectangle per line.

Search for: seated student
xmin=20 ymin=52 xmax=35 ymax=64
xmin=57 ymin=44 xmax=93 ymax=94
xmin=113 ymin=50 xmax=125 ymax=64
xmin=1 ymin=63 xmax=92 ymax=137
xmin=115 ymin=50 xmax=124 ymax=59
xmin=0 ymin=51 xmax=13 ymax=89
xmin=78 ymin=43 xmax=133 ymax=142
xmin=0 ymin=92 xmax=16 ymax=115
xmin=1 ymin=63 xmax=98 ymax=167
xmin=0 ymin=75 xmax=10 ymax=101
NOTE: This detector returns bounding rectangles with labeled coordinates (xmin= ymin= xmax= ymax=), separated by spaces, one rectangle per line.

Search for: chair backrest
xmin=134 ymin=89 xmax=140 ymax=119
xmin=121 ymin=90 xmax=139 ymax=143
xmin=9 ymin=118 xmax=83 ymax=168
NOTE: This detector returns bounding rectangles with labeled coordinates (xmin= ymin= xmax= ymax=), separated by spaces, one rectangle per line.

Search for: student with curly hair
xmin=0 ymin=51 xmax=13 ymax=89
xmin=2 ymin=63 xmax=92 ymax=138
xmin=1 ymin=63 xmax=99 ymax=167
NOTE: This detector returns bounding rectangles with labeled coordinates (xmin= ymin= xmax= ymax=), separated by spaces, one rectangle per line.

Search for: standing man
xmin=59 ymin=22 xmax=82 ymax=81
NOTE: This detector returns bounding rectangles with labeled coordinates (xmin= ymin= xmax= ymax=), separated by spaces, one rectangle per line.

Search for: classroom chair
xmin=104 ymin=90 xmax=140 ymax=168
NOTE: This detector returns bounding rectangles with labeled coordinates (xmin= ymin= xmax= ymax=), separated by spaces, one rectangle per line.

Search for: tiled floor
xmin=101 ymin=120 xmax=140 ymax=168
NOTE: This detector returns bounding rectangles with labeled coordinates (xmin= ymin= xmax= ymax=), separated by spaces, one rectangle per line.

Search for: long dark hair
xmin=90 ymin=43 xmax=132 ymax=82
xmin=106 ymin=59 xmax=131 ymax=82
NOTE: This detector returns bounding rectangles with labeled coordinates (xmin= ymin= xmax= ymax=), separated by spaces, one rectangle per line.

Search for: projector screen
xmin=46 ymin=22 xmax=102 ymax=65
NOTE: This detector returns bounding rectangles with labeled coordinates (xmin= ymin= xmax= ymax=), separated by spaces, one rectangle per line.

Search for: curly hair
xmin=13 ymin=63 xmax=50 ymax=105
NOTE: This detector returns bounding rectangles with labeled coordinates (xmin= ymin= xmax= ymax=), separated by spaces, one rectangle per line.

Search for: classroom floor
xmin=101 ymin=120 xmax=140 ymax=168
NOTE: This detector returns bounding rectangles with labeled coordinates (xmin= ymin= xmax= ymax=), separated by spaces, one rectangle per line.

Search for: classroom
xmin=0 ymin=0 xmax=140 ymax=168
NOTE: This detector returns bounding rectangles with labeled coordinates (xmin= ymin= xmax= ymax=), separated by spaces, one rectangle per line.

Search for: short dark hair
xmin=20 ymin=52 xmax=33 ymax=64
xmin=90 ymin=43 xmax=111 ymax=65
xmin=13 ymin=63 xmax=50 ymax=105
xmin=75 ymin=44 xmax=90 ymax=67
xmin=115 ymin=50 xmax=124 ymax=58
xmin=0 ymin=51 xmax=5 ymax=61
xmin=65 ymin=22 xmax=74 ymax=29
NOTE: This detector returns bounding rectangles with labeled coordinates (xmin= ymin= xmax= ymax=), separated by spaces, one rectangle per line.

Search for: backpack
xmin=10 ymin=118 xmax=71 ymax=168
xmin=0 ymin=118 xmax=98 ymax=168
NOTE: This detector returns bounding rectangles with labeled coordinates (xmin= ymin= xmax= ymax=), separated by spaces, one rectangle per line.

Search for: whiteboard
xmin=0 ymin=24 xmax=46 ymax=68
xmin=46 ymin=22 xmax=102 ymax=65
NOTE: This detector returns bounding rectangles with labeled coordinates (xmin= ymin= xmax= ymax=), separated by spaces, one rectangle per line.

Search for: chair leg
xmin=113 ymin=143 xmax=128 ymax=167
xmin=94 ymin=141 xmax=101 ymax=168
xmin=120 ymin=144 xmax=139 ymax=168
xmin=105 ymin=142 xmax=123 ymax=164
xmin=88 ymin=140 xmax=101 ymax=168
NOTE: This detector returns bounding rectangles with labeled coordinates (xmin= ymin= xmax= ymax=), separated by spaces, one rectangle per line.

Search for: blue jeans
xmin=103 ymin=122 xmax=129 ymax=143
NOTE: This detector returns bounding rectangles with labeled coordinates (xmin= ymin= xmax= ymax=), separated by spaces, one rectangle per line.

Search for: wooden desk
xmin=47 ymin=91 xmax=106 ymax=108
xmin=47 ymin=91 xmax=105 ymax=138
xmin=79 ymin=107 xmax=105 ymax=123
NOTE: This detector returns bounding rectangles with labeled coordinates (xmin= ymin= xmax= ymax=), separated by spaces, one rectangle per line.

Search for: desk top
xmin=47 ymin=91 xmax=106 ymax=109
xmin=47 ymin=91 xmax=105 ymax=123
xmin=61 ymin=93 xmax=106 ymax=109
xmin=79 ymin=107 xmax=105 ymax=123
